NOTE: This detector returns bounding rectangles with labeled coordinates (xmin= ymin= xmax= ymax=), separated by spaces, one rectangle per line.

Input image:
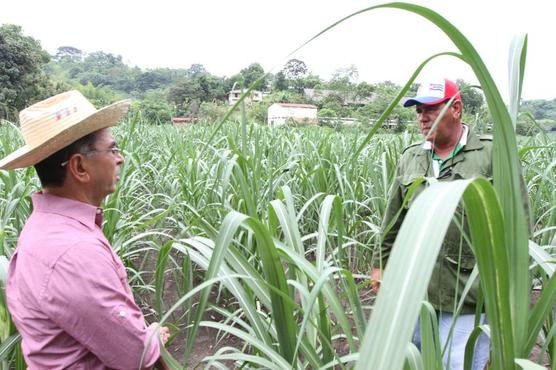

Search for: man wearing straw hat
xmin=371 ymin=79 xmax=492 ymax=370
xmin=2 ymin=91 xmax=169 ymax=369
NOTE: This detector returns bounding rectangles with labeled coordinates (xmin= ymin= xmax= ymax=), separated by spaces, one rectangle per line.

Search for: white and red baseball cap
xmin=403 ymin=78 xmax=461 ymax=107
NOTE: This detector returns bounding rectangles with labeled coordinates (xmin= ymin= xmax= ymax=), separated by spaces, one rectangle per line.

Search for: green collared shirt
xmin=429 ymin=124 xmax=468 ymax=178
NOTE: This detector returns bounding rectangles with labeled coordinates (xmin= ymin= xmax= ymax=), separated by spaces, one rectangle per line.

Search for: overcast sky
xmin=2 ymin=0 xmax=555 ymax=100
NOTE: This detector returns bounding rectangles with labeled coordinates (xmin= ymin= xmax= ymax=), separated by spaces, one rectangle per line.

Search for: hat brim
xmin=403 ymin=96 xmax=449 ymax=107
xmin=0 ymin=99 xmax=130 ymax=170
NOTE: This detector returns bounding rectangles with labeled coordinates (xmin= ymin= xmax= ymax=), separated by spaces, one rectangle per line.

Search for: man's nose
xmin=116 ymin=151 xmax=124 ymax=165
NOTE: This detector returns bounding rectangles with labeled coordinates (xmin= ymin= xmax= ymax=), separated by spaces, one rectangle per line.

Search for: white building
xmin=267 ymin=103 xmax=318 ymax=127
xmin=228 ymin=89 xmax=264 ymax=105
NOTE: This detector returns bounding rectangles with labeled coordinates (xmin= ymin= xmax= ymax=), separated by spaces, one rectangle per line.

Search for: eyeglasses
xmin=82 ymin=147 xmax=121 ymax=156
xmin=61 ymin=147 xmax=121 ymax=167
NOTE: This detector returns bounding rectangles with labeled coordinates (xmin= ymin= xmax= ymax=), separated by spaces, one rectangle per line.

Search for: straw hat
xmin=0 ymin=91 xmax=130 ymax=169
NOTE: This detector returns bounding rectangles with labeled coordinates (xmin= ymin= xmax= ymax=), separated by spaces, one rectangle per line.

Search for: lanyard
xmin=427 ymin=124 xmax=467 ymax=178
xmin=431 ymin=143 xmax=463 ymax=178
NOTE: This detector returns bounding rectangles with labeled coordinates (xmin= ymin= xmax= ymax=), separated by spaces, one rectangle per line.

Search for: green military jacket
xmin=379 ymin=126 xmax=493 ymax=313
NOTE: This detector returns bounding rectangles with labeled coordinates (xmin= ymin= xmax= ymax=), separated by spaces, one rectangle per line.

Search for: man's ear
xmin=66 ymin=154 xmax=91 ymax=184
xmin=452 ymin=100 xmax=463 ymax=119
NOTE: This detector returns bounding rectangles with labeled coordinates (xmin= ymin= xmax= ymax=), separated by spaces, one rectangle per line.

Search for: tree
xmin=53 ymin=46 xmax=83 ymax=63
xmin=132 ymin=89 xmax=175 ymax=125
xmin=320 ymin=93 xmax=346 ymax=117
xmin=0 ymin=24 xmax=53 ymax=120
xmin=331 ymin=64 xmax=359 ymax=84
xmin=168 ymin=77 xmax=203 ymax=115
xmin=521 ymin=99 xmax=556 ymax=121
xmin=281 ymin=59 xmax=308 ymax=92
xmin=240 ymin=63 xmax=266 ymax=89
xmin=363 ymin=81 xmax=412 ymax=131
xmin=301 ymin=74 xmax=323 ymax=89
xmin=282 ymin=59 xmax=308 ymax=80
xmin=328 ymin=78 xmax=352 ymax=103
xmin=136 ymin=70 xmax=170 ymax=91
xmin=456 ymin=79 xmax=484 ymax=115
xmin=272 ymin=71 xmax=288 ymax=92
xmin=265 ymin=90 xmax=305 ymax=105
xmin=168 ymin=68 xmax=228 ymax=115
xmin=318 ymin=107 xmax=337 ymax=118
xmin=77 ymin=51 xmax=139 ymax=93
xmin=198 ymin=74 xmax=227 ymax=101
xmin=83 ymin=51 xmax=125 ymax=71
xmin=323 ymin=65 xmax=360 ymax=103
xmin=186 ymin=63 xmax=207 ymax=78
xmin=75 ymin=82 xmax=123 ymax=108
xmin=78 ymin=71 xmax=110 ymax=87
xmin=355 ymin=82 xmax=375 ymax=100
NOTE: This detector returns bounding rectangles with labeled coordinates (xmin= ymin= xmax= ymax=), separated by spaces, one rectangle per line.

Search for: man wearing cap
xmin=2 ymin=91 xmax=169 ymax=369
xmin=371 ymin=79 xmax=492 ymax=370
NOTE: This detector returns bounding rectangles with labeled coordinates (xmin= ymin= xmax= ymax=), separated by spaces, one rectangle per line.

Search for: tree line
xmin=2 ymin=23 xmax=555 ymax=132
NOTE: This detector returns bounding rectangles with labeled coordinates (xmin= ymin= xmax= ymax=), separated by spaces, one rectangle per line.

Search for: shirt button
xmin=119 ymin=310 xmax=126 ymax=317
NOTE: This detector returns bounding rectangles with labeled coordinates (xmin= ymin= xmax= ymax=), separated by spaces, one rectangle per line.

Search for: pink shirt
xmin=7 ymin=193 xmax=160 ymax=369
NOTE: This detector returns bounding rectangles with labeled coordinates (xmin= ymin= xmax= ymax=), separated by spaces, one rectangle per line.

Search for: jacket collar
xmin=417 ymin=124 xmax=483 ymax=157
xmin=461 ymin=126 xmax=484 ymax=151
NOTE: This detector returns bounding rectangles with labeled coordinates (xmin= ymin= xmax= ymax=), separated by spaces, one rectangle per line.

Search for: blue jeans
xmin=413 ymin=312 xmax=490 ymax=370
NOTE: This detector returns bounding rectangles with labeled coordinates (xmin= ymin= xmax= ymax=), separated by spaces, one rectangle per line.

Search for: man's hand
xmin=149 ymin=323 xmax=170 ymax=345
xmin=370 ymin=268 xmax=382 ymax=294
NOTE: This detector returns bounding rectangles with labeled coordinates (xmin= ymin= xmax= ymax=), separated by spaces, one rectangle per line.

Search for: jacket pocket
xmin=445 ymin=254 xmax=476 ymax=271
xmin=443 ymin=236 xmax=476 ymax=271
xmin=451 ymin=163 xmax=492 ymax=182
xmin=399 ymin=174 xmax=426 ymax=208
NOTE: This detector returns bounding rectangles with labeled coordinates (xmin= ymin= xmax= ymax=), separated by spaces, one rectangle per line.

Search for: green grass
xmin=1 ymin=118 xmax=554 ymax=368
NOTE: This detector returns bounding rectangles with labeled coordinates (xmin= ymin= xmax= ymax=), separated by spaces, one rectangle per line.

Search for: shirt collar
xmin=31 ymin=192 xmax=104 ymax=229
xmin=422 ymin=124 xmax=469 ymax=151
